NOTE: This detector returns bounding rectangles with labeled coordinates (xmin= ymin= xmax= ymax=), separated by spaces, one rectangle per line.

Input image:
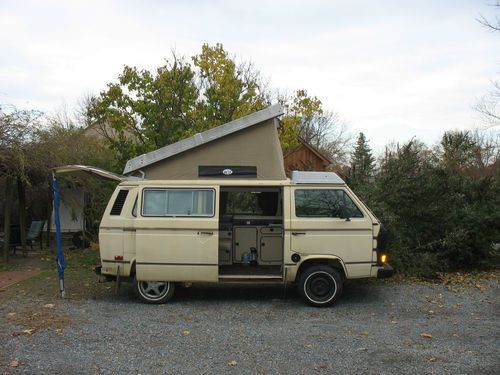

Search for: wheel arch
xmin=129 ymin=258 xmax=136 ymax=278
xmin=295 ymin=256 xmax=347 ymax=282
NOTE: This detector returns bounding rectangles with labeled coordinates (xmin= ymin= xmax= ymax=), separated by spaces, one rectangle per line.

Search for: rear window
xmin=110 ymin=190 xmax=129 ymax=215
xmin=142 ymin=189 xmax=215 ymax=217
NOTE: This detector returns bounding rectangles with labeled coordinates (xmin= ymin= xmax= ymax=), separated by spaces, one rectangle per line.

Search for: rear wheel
xmin=298 ymin=265 xmax=343 ymax=307
xmin=135 ymin=279 xmax=175 ymax=304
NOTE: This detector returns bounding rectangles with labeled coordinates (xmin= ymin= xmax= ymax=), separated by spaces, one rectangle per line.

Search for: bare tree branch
xmin=477 ymin=1 xmax=500 ymax=31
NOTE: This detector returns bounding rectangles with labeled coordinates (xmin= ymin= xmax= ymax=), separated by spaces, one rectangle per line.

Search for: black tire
xmin=298 ymin=265 xmax=343 ymax=307
xmin=135 ymin=279 xmax=175 ymax=304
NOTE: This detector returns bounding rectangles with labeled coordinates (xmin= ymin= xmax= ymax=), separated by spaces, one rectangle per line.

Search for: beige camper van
xmin=56 ymin=105 xmax=392 ymax=306
xmin=96 ymin=171 xmax=393 ymax=307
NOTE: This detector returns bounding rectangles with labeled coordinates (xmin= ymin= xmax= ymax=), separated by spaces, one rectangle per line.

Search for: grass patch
xmin=0 ymin=248 xmax=118 ymax=302
xmin=0 ymin=261 xmax=18 ymax=271
xmin=64 ymin=248 xmax=101 ymax=268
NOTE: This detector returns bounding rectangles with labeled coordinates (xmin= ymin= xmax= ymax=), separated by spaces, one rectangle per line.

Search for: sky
xmin=1 ymin=0 xmax=499 ymax=153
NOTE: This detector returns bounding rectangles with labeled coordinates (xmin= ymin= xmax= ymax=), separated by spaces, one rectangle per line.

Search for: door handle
xmin=292 ymin=232 xmax=306 ymax=236
xmin=198 ymin=231 xmax=214 ymax=235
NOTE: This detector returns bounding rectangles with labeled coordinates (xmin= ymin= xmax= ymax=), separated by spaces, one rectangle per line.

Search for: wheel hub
xmin=311 ymin=277 xmax=331 ymax=297
xmin=140 ymin=281 xmax=168 ymax=299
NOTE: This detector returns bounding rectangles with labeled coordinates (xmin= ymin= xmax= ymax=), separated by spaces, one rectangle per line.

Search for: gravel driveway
xmin=1 ymin=276 xmax=499 ymax=374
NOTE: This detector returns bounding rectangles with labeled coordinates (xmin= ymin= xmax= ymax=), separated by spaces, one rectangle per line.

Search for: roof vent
xmin=291 ymin=171 xmax=345 ymax=184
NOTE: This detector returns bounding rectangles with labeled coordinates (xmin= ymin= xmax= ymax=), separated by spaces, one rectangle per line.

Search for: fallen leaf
xmin=10 ymin=360 xmax=19 ymax=367
xmin=314 ymin=363 xmax=329 ymax=371
xmin=13 ymin=328 xmax=37 ymax=336
xmin=359 ymin=331 xmax=369 ymax=335
xmin=227 ymin=360 xmax=238 ymax=367
xmin=420 ymin=333 xmax=433 ymax=339
xmin=428 ymin=310 xmax=434 ymax=314
xmin=305 ymin=344 xmax=313 ymax=348
xmin=43 ymin=304 xmax=55 ymax=309
xmin=182 ymin=330 xmax=190 ymax=336
xmin=7 ymin=312 xmax=16 ymax=317
xmin=55 ymin=328 xmax=63 ymax=335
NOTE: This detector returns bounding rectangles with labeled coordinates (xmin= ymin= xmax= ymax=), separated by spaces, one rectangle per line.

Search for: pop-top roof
xmin=124 ymin=104 xmax=284 ymax=175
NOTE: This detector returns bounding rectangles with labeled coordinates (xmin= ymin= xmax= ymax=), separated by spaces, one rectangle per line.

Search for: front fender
xmin=287 ymin=255 xmax=348 ymax=282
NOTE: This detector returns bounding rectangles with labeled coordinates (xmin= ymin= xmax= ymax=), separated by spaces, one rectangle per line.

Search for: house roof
xmin=283 ymin=137 xmax=332 ymax=165
xmin=123 ymin=104 xmax=284 ymax=175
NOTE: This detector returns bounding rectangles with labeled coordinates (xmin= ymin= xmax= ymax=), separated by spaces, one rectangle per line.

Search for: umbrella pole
xmin=51 ymin=173 xmax=66 ymax=298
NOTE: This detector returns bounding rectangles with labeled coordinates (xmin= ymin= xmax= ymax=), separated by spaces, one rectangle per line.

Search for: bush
xmin=355 ymin=133 xmax=500 ymax=277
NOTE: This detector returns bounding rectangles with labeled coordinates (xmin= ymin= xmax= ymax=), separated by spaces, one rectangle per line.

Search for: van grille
xmin=110 ymin=190 xmax=129 ymax=215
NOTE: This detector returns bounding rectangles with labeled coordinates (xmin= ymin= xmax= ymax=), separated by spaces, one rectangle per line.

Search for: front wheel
xmin=135 ymin=279 xmax=175 ymax=304
xmin=298 ymin=265 xmax=343 ymax=307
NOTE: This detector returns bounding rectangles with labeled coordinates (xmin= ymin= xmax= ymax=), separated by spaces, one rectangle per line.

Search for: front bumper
xmin=377 ymin=263 xmax=395 ymax=279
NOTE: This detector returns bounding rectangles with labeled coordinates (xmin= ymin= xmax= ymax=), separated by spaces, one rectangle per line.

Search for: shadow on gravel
xmin=340 ymin=280 xmax=385 ymax=305
xmin=103 ymin=279 xmax=389 ymax=308
xmin=176 ymin=284 xmax=292 ymax=303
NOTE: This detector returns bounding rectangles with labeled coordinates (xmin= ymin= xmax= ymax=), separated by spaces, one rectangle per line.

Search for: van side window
xmin=110 ymin=190 xmax=129 ymax=216
xmin=295 ymin=189 xmax=363 ymax=218
xmin=142 ymin=189 xmax=215 ymax=217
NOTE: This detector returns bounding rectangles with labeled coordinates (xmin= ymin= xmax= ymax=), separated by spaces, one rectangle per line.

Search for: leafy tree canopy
xmin=192 ymin=43 xmax=269 ymax=132
xmin=87 ymin=43 xmax=270 ymax=167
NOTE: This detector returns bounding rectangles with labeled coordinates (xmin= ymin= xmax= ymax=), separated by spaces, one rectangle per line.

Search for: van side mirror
xmin=339 ymin=205 xmax=351 ymax=222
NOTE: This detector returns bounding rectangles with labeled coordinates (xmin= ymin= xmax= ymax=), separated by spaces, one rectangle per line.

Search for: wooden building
xmin=283 ymin=138 xmax=332 ymax=176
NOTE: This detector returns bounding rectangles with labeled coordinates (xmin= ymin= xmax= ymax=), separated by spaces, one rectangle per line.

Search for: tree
xmin=478 ymin=1 xmax=500 ymax=31
xmin=475 ymin=81 xmax=500 ymax=128
xmin=192 ymin=43 xmax=269 ymax=132
xmin=280 ymin=90 xmax=351 ymax=164
xmin=0 ymin=106 xmax=117 ymax=261
xmin=0 ymin=109 xmax=43 ymax=260
xmin=86 ymin=44 xmax=271 ymax=168
xmin=350 ymin=132 xmax=375 ymax=185
xmin=361 ymin=133 xmax=500 ymax=277
xmin=86 ymin=54 xmax=199 ymax=166
xmin=476 ymin=2 xmax=500 ymax=128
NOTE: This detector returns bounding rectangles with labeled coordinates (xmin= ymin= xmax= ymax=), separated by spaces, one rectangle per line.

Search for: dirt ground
xmin=0 ymin=250 xmax=499 ymax=374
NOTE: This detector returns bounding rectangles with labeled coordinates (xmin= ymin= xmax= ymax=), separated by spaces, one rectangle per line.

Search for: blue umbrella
xmin=51 ymin=174 xmax=66 ymax=297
